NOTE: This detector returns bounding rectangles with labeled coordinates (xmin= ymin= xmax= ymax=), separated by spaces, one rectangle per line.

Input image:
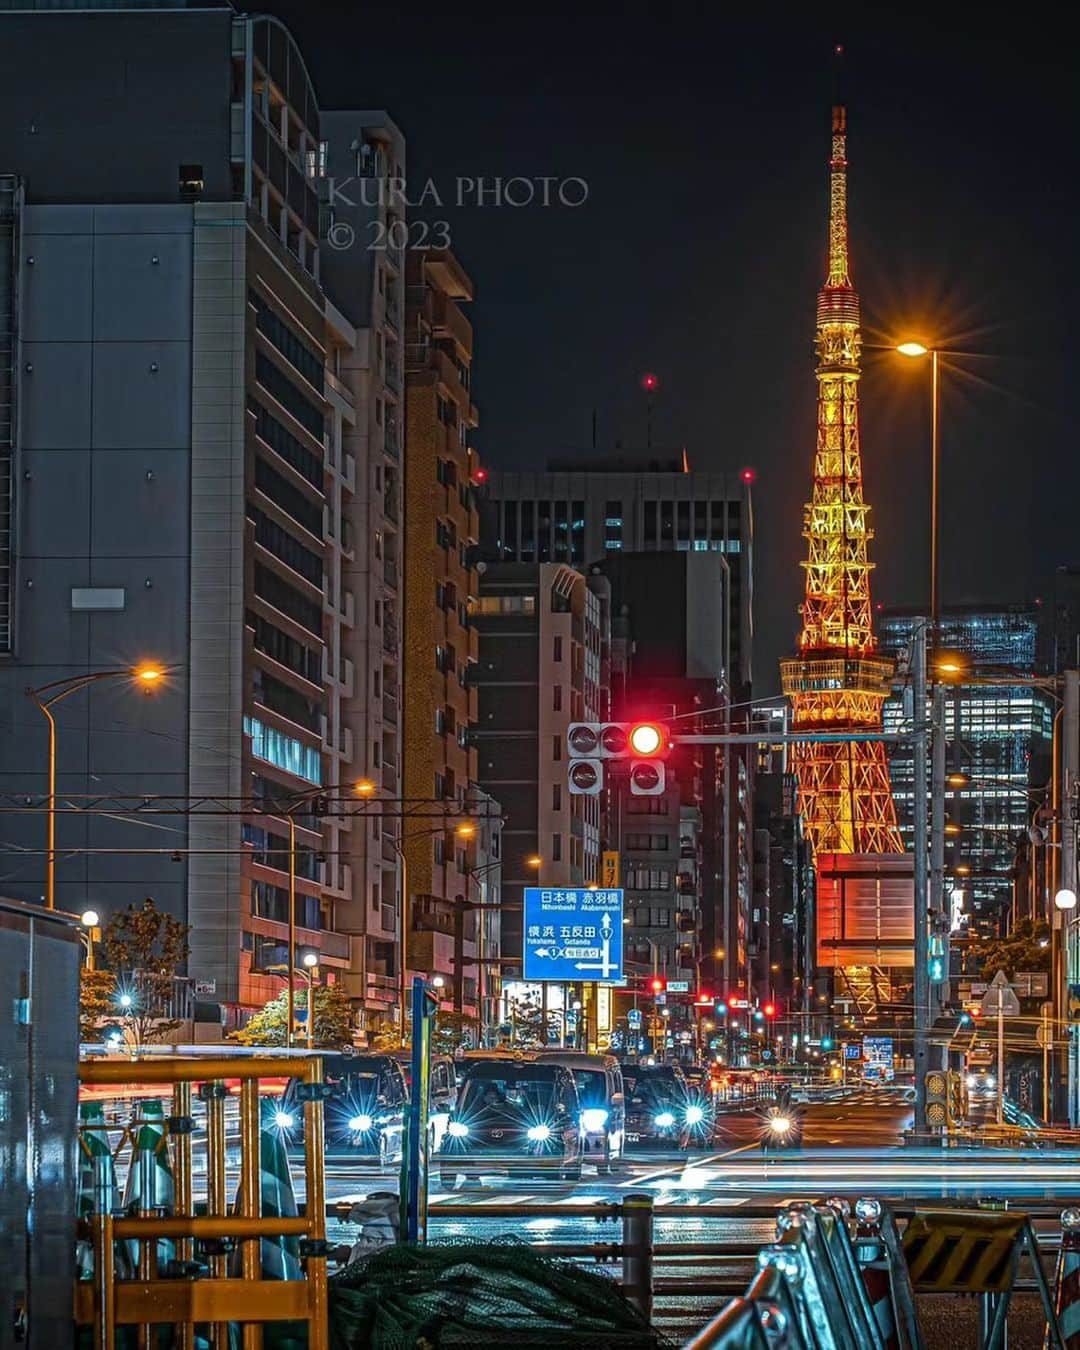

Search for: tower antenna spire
xmin=780 ymin=56 xmax=902 ymax=862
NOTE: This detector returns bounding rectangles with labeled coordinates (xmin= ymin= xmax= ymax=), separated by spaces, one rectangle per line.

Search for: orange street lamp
xmin=26 ymin=663 xmax=168 ymax=908
xmin=354 ymin=779 xmax=377 ymax=797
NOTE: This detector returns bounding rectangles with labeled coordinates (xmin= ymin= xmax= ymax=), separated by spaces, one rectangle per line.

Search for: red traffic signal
xmin=628 ymin=722 xmax=668 ymax=756
xmin=649 ymin=977 xmax=665 ymax=994
xmin=694 ymin=992 xmax=713 ymax=1006
xmin=763 ymin=1002 xmax=777 ymax=1018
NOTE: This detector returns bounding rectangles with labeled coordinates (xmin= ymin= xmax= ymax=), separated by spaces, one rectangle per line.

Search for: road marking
xmin=619 ymin=1141 xmax=758 ymax=1188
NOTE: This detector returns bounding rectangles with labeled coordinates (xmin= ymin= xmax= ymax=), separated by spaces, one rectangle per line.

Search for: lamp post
xmin=301 ymin=951 xmax=319 ymax=1049
xmin=392 ymin=818 xmax=475 ymax=1036
xmin=26 ymin=663 xmax=165 ymax=909
xmin=80 ymin=908 xmax=100 ymax=970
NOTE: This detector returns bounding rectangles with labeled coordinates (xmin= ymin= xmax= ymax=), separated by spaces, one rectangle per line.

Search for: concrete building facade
xmin=0 ymin=6 xmax=423 ymax=1036
xmin=400 ymin=248 xmax=486 ymax=1013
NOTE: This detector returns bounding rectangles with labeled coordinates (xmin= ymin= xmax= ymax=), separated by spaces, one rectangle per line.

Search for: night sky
xmin=262 ymin=2 xmax=1076 ymax=687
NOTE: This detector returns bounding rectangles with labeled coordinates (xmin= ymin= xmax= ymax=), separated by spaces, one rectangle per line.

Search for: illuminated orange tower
xmin=780 ymin=98 xmax=903 ymax=857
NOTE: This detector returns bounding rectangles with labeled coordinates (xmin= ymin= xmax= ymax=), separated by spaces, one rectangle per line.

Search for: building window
xmin=553 ymin=735 xmax=562 ymax=762
xmin=434 ymin=836 xmax=446 ymax=866
xmin=244 ymin=716 xmax=321 ymax=785
xmin=552 ymin=784 xmax=562 ymax=811
xmin=553 ymin=685 xmax=562 ymax=712
xmin=625 ymin=833 xmax=670 ymax=851
xmin=626 ymin=795 xmax=668 ymax=815
xmin=435 ymin=772 xmax=447 ymax=799
xmin=625 ymin=866 xmax=671 ymax=891
xmin=553 ymin=636 xmax=563 ymax=662
xmin=551 ymin=833 xmax=562 ymax=862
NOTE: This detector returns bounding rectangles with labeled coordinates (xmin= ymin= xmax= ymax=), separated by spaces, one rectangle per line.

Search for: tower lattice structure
xmin=780 ymin=105 xmax=903 ymax=857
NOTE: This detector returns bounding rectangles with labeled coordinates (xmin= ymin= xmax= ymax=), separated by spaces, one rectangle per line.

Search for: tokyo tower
xmin=780 ymin=97 xmax=903 ymax=858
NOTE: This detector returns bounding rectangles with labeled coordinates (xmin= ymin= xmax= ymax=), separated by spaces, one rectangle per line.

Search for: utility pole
xmin=929 ymin=679 xmax=947 ymax=1059
xmin=913 ymin=625 xmax=931 ymax=1136
xmin=1062 ymin=670 xmax=1079 ymax=1123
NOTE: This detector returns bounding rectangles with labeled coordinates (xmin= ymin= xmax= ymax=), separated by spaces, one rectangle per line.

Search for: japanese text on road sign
xmin=522 ymin=887 xmax=624 ymax=983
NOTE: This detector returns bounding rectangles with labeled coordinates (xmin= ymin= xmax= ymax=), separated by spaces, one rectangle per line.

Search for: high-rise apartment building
xmin=0 ymin=6 xmax=415 ymax=1037
xmin=481 ymin=457 xmax=753 ymax=693
xmin=880 ymin=606 xmax=1054 ymax=926
xmin=318 ymin=112 xmax=407 ymax=1037
xmin=400 ymin=248 xmax=486 ymax=1011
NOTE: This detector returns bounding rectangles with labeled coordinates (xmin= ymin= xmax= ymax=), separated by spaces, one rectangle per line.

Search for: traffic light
xmin=649 ymin=977 xmax=665 ymax=995
xmin=929 ymin=933 xmax=947 ymax=984
xmin=925 ymin=1069 xmax=948 ymax=1128
xmin=629 ymin=721 xmax=669 ymax=796
xmin=566 ymin=721 xmax=671 ymax=795
xmin=821 ymin=1036 xmax=834 ymax=1051
xmin=763 ymin=1002 xmax=777 ymax=1019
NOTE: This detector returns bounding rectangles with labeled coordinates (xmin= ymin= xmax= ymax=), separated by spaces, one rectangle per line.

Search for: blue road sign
xmin=843 ymin=1043 xmax=861 ymax=1059
xmin=627 ymin=1008 xmax=642 ymax=1028
xmin=523 ymin=887 xmax=624 ymax=983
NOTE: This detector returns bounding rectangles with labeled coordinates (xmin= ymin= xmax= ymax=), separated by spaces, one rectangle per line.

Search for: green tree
xmin=230 ymin=982 xmax=354 ymax=1048
xmin=99 ymin=898 xmax=191 ymax=1045
xmin=431 ymin=1010 xmax=478 ymax=1056
xmin=972 ymin=917 xmax=1050 ymax=984
xmin=79 ymin=967 xmax=117 ymax=1044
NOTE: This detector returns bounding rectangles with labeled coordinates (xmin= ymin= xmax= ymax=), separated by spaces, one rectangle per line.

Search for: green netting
xmin=329 ymin=1238 xmax=672 ymax=1349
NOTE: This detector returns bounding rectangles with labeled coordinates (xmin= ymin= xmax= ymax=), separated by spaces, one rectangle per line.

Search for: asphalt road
xmin=97 ymin=1086 xmax=1074 ymax=1345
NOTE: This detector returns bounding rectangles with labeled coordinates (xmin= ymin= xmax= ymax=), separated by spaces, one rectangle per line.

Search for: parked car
xmin=278 ymin=1052 xmax=408 ymax=1165
xmin=440 ymin=1055 xmax=583 ymax=1183
xmin=535 ymin=1050 xmax=625 ymax=1172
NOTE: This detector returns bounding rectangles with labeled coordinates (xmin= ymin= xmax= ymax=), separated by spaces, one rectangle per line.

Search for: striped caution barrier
xmin=248 ymin=1100 xmax=303 ymax=1280
xmin=75 ymin=1101 xmax=122 ymax=1281
xmin=121 ymin=1098 xmax=176 ymax=1275
xmin=1050 ymin=1207 xmax=1080 ymax=1349
xmin=853 ymin=1198 xmax=900 ymax=1350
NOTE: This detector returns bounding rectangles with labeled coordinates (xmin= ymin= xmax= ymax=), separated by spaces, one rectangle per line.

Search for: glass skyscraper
xmin=879 ymin=607 xmax=1054 ymax=928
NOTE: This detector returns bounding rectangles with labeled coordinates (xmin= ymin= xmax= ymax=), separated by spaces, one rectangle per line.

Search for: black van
xmin=278 ymin=1052 xmax=408 ymax=1164
xmin=621 ymin=1061 xmax=709 ymax=1149
xmin=440 ymin=1056 xmax=583 ymax=1183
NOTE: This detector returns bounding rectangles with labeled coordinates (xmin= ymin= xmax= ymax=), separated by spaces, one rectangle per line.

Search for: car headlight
xmin=527 ymin=1123 xmax=552 ymax=1142
xmin=685 ymin=1104 xmax=705 ymax=1126
xmin=654 ymin=1111 xmax=676 ymax=1128
xmin=447 ymin=1121 xmax=469 ymax=1138
xmin=985 ymin=1076 xmax=996 ymax=1089
xmin=348 ymin=1113 xmax=373 ymax=1132
xmin=966 ymin=1075 xmax=978 ymax=1089
xmin=273 ymin=1110 xmax=295 ymax=1129
xmin=768 ymin=1115 xmax=793 ymax=1134
xmin=580 ymin=1108 xmax=609 ymax=1133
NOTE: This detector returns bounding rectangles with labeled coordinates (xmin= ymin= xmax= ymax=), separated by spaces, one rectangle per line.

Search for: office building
xmin=473 ymin=563 xmax=610 ymax=970
xmin=880 ymin=605 xmax=1054 ymax=926
xmin=400 ymin=247 xmax=486 ymax=1013
xmin=594 ymin=550 xmax=754 ymax=1056
xmin=481 ymin=456 xmax=753 ymax=694
xmin=0 ymin=5 xmax=414 ymax=1035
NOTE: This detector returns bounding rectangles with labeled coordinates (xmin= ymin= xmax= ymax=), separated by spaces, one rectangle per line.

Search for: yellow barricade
xmin=901 ymin=1209 xmax=1026 ymax=1295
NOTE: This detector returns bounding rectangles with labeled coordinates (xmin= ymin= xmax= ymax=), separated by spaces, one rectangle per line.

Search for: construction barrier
xmin=75 ymin=1054 xmax=330 ymax=1350
xmin=683 ymin=1200 xmax=1079 ymax=1350
xmin=1049 ymin=1207 xmax=1080 ymax=1350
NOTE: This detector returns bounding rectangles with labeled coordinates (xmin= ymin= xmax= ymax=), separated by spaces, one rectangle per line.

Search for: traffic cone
xmin=232 ymin=1101 xmax=303 ymax=1280
xmin=122 ymin=1098 xmax=175 ymax=1275
xmin=75 ymin=1101 xmax=120 ymax=1280
xmin=1049 ymin=1206 xmax=1080 ymax=1349
xmin=853 ymin=1197 xmax=900 ymax=1350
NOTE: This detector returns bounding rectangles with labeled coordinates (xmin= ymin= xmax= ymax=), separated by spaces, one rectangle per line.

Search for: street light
xmin=895 ymin=341 xmax=940 ymax=634
xmin=301 ymin=951 xmax=319 ymax=1049
xmin=80 ymin=909 xmax=100 ymax=970
xmin=26 ymin=663 xmax=167 ymax=908
xmin=1055 ymin=888 xmax=1078 ymax=911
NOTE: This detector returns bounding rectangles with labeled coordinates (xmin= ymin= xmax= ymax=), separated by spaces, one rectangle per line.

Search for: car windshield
xmin=623 ymin=1068 xmax=680 ymax=1107
xmin=459 ymin=1067 xmax=566 ymax=1118
xmin=570 ymin=1068 xmax=607 ymax=1108
xmin=323 ymin=1060 xmax=404 ymax=1108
